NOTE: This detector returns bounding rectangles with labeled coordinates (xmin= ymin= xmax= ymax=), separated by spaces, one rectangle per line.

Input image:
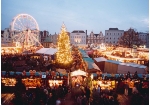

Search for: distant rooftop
xmin=109 ymin=28 xmax=118 ymax=30
xmin=72 ymin=30 xmax=85 ymax=33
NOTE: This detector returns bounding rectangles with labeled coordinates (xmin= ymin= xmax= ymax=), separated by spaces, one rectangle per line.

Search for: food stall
xmin=70 ymin=69 xmax=88 ymax=87
xmin=1 ymin=78 xmax=17 ymax=93
xmin=22 ymin=78 xmax=41 ymax=89
xmin=1 ymin=78 xmax=17 ymax=86
xmin=48 ymin=80 xmax=63 ymax=87
xmin=92 ymin=80 xmax=115 ymax=91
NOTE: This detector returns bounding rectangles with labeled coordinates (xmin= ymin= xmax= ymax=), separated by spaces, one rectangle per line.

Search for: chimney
xmin=86 ymin=30 xmax=87 ymax=35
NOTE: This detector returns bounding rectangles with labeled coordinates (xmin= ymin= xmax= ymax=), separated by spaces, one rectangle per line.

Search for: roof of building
xmin=94 ymin=34 xmax=99 ymax=37
xmin=72 ymin=30 xmax=85 ymax=33
xmin=109 ymin=28 xmax=118 ymax=30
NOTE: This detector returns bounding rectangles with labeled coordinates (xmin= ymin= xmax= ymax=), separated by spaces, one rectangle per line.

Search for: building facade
xmin=138 ymin=32 xmax=148 ymax=47
xmin=146 ymin=33 xmax=149 ymax=48
xmin=87 ymin=31 xmax=104 ymax=45
xmin=1 ymin=28 xmax=12 ymax=45
xmin=42 ymin=36 xmax=53 ymax=48
xmin=70 ymin=30 xmax=87 ymax=45
xmin=40 ymin=30 xmax=49 ymax=43
xmin=105 ymin=28 xmax=124 ymax=45
xmin=49 ymin=32 xmax=59 ymax=45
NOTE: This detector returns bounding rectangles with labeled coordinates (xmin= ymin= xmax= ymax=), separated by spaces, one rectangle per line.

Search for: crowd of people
xmin=1 ymin=54 xmax=54 ymax=72
xmin=12 ymin=84 xmax=69 ymax=105
xmin=1 ymin=50 xmax=149 ymax=105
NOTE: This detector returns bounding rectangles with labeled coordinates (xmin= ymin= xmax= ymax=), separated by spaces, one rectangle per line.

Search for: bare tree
xmin=118 ymin=28 xmax=144 ymax=48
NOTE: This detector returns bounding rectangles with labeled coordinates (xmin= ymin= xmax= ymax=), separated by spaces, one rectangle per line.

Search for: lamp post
xmin=91 ymin=74 xmax=93 ymax=89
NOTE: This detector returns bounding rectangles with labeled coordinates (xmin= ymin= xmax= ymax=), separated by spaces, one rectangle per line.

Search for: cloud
xmin=141 ymin=18 xmax=149 ymax=27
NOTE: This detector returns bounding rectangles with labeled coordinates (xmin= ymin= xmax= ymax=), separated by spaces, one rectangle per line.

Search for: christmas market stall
xmin=22 ymin=78 xmax=41 ymax=89
xmin=47 ymin=70 xmax=68 ymax=88
xmin=1 ymin=78 xmax=17 ymax=87
xmin=94 ymin=57 xmax=107 ymax=72
xmin=70 ymin=69 xmax=88 ymax=87
xmin=90 ymin=72 xmax=116 ymax=94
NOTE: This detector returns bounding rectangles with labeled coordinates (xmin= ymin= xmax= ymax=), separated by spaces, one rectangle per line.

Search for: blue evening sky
xmin=1 ymin=0 xmax=149 ymax=35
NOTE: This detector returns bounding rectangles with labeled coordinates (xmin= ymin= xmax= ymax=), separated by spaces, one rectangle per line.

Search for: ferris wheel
xmin=10 ymin=14 xmax=43 ymax=48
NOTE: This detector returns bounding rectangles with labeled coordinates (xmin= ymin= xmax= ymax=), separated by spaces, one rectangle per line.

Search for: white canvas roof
xmin=36 ymin=48 xmax=50 ymax=54
xmin=36 ymin=48 xmax=57 ymax=55
xmin=44 ymin=48 xmax=57 ymax=55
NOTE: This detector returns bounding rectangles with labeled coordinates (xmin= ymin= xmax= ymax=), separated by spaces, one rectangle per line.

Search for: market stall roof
xmin=81 ymin=52 xmax=89 ymax=58
xmin=117 ymin=62 xmax=147 ymax=74
xmin=1 ymin=71 xmax=149 ymax=78
xmin=35 ymin=48 xmax=57 ymax=55
xmin=1 ymin=71 xmax=67 ymax=76
xmin=94 ymin=57 xmax=107 ymax=62
xmin=70 ymin=69 xmax=87 ymax=77
xmin=87 ymin=62 xmax=100 ymax=70
xmin=83 ymin=58 xmax=94 ymax=63
xmin=44 ymin=48 xmax=57 ymax=55
xmin=106 ymin=60 xmax=121 ymax=64
xmin=79 ymin=49 xmax=85 ymax=53
xmin=35 ymin=48 xmax=50 ymax=54
xmin=78 ymin=49 xmax=89 ymax=58
xmin=86 ymin=61 xmax=101 ymax=73
xmin=119 ymin=62 xmax=147 ymax=68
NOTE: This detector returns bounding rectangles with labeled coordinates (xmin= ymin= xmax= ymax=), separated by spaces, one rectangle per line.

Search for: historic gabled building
xmin=42 ymin=36 xmax=52 ymax=48
xmin=40 ymin=30 xmax=49 ymax=43
xmin=49 ymin=32 xmax=58 ymax=45
xmin=1 ymin=28 xmax=12 ymax=44
xmin=87 ymin=31 xmax=104 ymax=44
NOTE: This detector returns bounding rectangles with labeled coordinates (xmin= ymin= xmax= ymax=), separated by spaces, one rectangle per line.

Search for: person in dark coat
xmin=82 ymin=95 xmax=87 ymax=105
xmin=124 ymin=82 xmax=129 ymax=96
xmin=47 ymin=93 xmax=55 ymax=105
xmin=85 ymin=87 xmax=90 ymax=103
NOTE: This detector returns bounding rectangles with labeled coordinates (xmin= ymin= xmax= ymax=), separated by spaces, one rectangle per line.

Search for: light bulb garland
xmin=55 ymin=23 xmax=73 ymax=68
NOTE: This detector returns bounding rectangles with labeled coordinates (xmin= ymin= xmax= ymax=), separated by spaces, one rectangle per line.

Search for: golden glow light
xmin=71 ymin=69 xmax=87 ymax=77
xmin=48 ymin=80 xmax=63 ymax=87
xmin=2 ymin=78 xmax=17 ymax=86
xmin=56 ymin=23 xmax=73 ymax=65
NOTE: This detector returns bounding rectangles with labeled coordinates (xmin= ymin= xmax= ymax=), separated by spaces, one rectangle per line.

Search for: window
xmin=118 ymin=33 xmax=119 ymax=35
xmin=110 ymin=33 xmax=111 ymax=35
xmin=107 ymin=33 xmax=108 ymax=35
xmin=110 ymin=38 xmax=111 ymax=39
xmin=114 ymin=33 xmax=115 ymax=35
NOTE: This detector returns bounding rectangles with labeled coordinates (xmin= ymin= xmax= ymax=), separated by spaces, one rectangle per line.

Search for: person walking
xmin=124 ymin=82 xmax=129 ymax=96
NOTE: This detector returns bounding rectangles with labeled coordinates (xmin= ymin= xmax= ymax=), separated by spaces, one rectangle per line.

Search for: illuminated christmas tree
xmin=55 ymin=23 xmax=73 ymax=69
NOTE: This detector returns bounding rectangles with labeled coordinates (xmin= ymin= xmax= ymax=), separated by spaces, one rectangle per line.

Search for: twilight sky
xmin=1 ymin=0 xmax=149 ymax=35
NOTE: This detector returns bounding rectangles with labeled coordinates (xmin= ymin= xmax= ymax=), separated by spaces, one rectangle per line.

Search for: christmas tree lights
xmin=55 ymin=23 xmax=73 ymax=69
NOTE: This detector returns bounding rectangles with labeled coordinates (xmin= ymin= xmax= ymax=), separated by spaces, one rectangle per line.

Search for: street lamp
xmin=91 ymin=74 xmax=93 ymax=89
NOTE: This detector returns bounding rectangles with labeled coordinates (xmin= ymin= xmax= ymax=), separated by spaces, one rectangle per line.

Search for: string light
xmin=55 ymin=23 xmax=73 ymax=67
